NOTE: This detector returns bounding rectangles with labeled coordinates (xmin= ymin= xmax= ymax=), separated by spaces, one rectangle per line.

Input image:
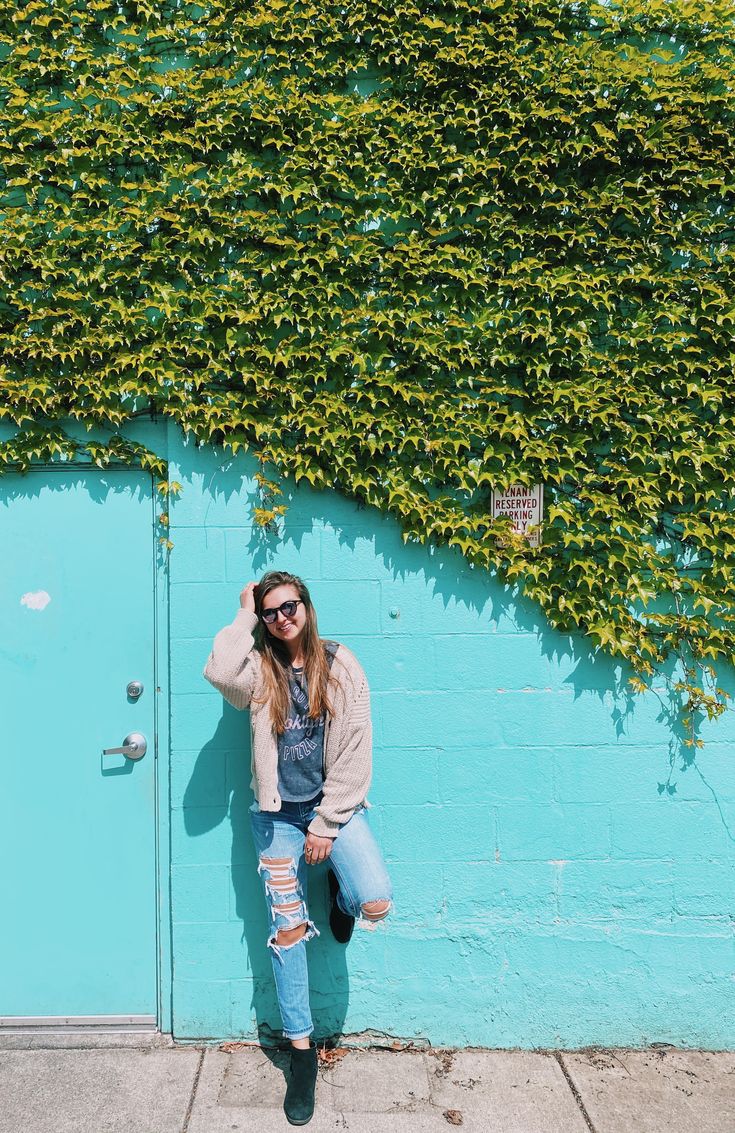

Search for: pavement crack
xmin=553 ymin=1052 xmax=598 ymax=1133
xmin=181 ymin=1047 xmax=205 ymax=1133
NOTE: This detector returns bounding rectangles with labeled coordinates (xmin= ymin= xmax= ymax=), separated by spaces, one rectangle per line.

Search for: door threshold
xmin=0 ymin=1018 xmax=171 ymax=1050
xmin=0 ymin=1015 xmax=157 ymax=1031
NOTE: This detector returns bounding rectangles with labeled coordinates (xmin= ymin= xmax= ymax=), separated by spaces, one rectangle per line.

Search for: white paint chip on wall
xmin=20 ymin=590 xmax=51 ymax=611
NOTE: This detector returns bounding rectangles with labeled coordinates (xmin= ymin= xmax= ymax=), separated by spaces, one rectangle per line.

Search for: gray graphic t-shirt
xmin=277 ymin=642 xmax=338 ymax=803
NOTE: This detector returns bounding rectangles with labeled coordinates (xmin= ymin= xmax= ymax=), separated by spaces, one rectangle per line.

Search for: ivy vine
xmin=1 ymin=0 xmax=734 ymax=744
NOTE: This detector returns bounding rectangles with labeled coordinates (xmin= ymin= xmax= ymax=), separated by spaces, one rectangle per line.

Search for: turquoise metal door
xmin=0 ymin=469 xmax=159 ymax=1025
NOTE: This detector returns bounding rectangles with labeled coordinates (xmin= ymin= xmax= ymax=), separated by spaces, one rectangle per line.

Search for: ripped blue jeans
xmin=249 ymin=793 xmax=393 ymax=1040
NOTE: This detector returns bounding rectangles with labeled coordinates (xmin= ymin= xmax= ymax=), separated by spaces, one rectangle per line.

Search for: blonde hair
xmin=252 ymin=571 xmax=337 ymax=734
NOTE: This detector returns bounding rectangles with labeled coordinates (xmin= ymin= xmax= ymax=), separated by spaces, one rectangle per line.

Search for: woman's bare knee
xmin=275 ymin=923 xmax=307 ymax=946
xmin=361 ymin=900 xmax=391 ymax=921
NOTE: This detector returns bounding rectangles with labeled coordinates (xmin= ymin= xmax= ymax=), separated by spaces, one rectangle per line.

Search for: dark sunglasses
xmin=260 ymin=598 xmax=304 ymax=625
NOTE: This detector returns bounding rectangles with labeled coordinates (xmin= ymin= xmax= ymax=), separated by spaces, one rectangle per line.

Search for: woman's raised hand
xmin=240 ymin=581 xmax=258 ymax=613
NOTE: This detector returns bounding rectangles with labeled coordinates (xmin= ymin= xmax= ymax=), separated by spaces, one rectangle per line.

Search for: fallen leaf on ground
xmin=318 ymin=1046 xmax=349 ymax=1067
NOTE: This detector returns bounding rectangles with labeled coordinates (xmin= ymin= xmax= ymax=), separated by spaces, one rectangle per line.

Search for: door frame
xmin=0 ymin=463 xmax=172 ymax=1034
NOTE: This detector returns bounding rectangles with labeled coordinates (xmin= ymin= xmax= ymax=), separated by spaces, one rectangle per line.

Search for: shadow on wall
xmin=187 ymin=447 xmax=735 ymax=742
xmin=183 ymin=716 xmax=352 ymax=1042
xmin=0 ymin=465 xmax=153 ymax=510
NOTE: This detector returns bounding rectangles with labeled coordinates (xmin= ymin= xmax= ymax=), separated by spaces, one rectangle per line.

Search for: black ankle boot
xmin=284 ymin=1041 xmax=318 ymax=1125
xmin=328 ymin=868 xmax=355 ymax=944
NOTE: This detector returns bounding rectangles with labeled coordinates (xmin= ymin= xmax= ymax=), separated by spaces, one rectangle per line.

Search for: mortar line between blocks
xmin=181 ymin=1047 xmax=206 ymax=1133
xmin=553 ymin=1052 xmax=598 ymax=1133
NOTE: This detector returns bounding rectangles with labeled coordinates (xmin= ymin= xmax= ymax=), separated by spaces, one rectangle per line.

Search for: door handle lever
xmin=102 ymin=733 xmax=147 ymax=761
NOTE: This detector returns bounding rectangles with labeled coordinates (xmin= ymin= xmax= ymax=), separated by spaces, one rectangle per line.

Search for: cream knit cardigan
xmin=202 ymin=607 xmax=372 ymax=838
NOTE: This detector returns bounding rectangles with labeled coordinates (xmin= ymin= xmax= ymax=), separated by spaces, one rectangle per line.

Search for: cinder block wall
xmin=162 ymin=424 xmax=735 ymax=1047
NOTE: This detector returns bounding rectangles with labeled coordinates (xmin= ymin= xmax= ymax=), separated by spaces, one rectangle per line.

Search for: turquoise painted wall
xmin=163 ymin=422 xmax=734 ymax=1048
xmin=4 ymin=418 xmax=734 ymax=1046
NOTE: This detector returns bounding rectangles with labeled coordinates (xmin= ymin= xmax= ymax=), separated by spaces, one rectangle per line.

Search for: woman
xmin=203 ymin=570 xmax=392 ymax=1126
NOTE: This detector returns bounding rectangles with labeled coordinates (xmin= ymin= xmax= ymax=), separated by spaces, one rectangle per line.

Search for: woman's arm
xmin=202 ymin=584 xmax=260 ymax=709
xmin=307 ymin=655 xmax=372 ymax=838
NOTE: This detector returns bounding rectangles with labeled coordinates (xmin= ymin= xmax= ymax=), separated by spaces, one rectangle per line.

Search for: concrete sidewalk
xmin=0 ymin=1034 xmax=732 ymax=1133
